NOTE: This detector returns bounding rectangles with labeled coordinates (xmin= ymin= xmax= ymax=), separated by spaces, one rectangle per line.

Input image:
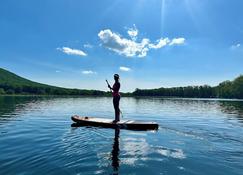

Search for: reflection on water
xmin=0 ymin=96 xmax=243 ymax=175
xmin=111 ymin=128 xmax=120 ymax=174
xmin=219 ymin=101 xmax=243 ymax=123
xmin=0 ymin=96 xmax=34 ymax=117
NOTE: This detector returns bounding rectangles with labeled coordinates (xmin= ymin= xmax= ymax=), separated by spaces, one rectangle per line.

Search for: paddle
xmin=105 ymin=79 xmax=123 ymax=118
xmin=106 ymin=79 xmax=112 ymax=92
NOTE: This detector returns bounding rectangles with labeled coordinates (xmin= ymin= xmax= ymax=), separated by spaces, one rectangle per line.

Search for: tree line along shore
xmin=0 ymin=68 xmax=242 ymax=99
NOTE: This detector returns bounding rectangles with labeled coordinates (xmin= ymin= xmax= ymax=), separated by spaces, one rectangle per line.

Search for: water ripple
xmin=0 ymin=96 xmax=243 ymax=175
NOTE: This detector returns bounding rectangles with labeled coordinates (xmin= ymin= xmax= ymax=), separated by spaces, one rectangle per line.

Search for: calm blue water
xmin=0 ymin=96 xmax=243 ymax=175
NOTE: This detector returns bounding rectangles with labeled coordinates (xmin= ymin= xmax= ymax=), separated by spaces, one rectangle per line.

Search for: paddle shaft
xmin=106 ymin=80 xmax=112 ymax=92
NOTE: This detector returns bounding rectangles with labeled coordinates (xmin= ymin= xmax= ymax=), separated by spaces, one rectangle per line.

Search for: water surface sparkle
xmin=0 ymin=96 xmax=243 ymax=175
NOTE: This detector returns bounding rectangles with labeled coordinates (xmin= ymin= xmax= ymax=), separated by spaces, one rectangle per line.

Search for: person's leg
xmin=116 ymin=96 xmax=120 ymax=121
xmin=113 ymin=97 xmax=117 ymax=121
xmin=113 ymin=96 xmax=120 ymax=121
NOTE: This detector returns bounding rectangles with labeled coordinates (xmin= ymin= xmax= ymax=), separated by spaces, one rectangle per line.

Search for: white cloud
xmin=127 ymin=24 xmax=138 ymax=41
xmin=98 ymin=28 xmax=185 ymax=58
xmin=98 ymin=29 xmax=150 ymax=57
xmin=230 ymin=43 xmax=241 ymax=50
xmin=149 ymin=38 xmax=170 ymax=49
xmin=120 ymin=66 xmax=131 ymax=72
xmin=84 ymin=43 xmax=93 ymax=48
xmin=55 ymin=70 xmax=61 ymax=73
xmin=82 ymin=70 xmax=97 ymax=75
xmin=169 ymin=38 xmax=186 ymax=46
xmin=57 ymin=47 xmax=87 ymax=56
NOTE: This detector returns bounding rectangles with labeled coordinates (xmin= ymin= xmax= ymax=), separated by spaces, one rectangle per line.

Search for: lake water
xmin=0 ymin=96 xmax=243 ymax=175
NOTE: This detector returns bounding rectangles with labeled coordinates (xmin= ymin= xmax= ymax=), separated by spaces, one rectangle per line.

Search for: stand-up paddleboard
xmin=71 ymin=115 xmax=159 ymax=130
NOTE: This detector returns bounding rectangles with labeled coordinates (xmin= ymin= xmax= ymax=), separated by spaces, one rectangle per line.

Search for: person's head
xmin=114 ymin=74 xmax=119 ymax=81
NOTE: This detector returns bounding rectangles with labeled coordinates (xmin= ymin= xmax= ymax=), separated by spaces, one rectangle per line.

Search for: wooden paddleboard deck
xmin=71 ymin=115 xmax=159 ymax=130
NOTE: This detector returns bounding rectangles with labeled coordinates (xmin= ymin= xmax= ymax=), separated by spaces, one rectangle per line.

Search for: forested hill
xmin=0 ymin=68 xmax=107 ymax=95
xmin=0 ymin=68 xmax=242 ymax=99
xmin=133 ymin=75 xmax=243 ymax=99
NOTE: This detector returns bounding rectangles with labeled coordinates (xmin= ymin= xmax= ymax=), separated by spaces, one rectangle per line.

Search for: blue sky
xmin=0 ymin=0 xmax=243 ymax=92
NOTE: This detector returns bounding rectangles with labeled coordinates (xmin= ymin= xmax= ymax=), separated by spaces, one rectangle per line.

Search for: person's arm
xmin=108 ymin=84 xmax=113 ymax=90
xmin=106 ymin=80 xmax=113 ymax=90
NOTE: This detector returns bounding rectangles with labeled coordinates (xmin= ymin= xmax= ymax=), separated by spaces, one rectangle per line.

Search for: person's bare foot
xmin=112 ymin=120 xmax=119 ymax=123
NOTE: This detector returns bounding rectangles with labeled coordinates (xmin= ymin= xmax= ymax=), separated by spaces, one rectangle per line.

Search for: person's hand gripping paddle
xmin=106 ymin=79 xmax=112 ymax=92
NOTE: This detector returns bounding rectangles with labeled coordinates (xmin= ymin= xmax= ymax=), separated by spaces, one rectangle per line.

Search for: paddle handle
xmin=106 ymin=80 xmax=112 ymax=92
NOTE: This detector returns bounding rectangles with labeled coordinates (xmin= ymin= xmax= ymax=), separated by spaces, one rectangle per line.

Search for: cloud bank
xmin=98 ymin=27 xmax=185 ymax=58
xmin=98 ymin=29 xmax=149 ymax=57
xmin=57 ymin=47 xmax=87 ymax=56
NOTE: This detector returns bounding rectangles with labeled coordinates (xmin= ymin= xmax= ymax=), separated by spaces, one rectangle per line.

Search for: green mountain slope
xmin=0 ymin=68 xmax=107 ymax=95
xmin=0 ymin=68 xmax=52 ymax=88
xmin=0 ymin=68 xmax=242 ymax=98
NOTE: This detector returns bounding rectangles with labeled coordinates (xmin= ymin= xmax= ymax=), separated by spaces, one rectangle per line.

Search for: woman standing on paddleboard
xmin=107 ymin=74 xmax=121 ymax=122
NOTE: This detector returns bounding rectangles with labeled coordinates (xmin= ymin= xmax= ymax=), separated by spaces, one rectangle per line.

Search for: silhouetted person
xmin=108 ymin=74 xmax=120 ymax=122
xmin=111 ymin=128 xmax=120 ymax=174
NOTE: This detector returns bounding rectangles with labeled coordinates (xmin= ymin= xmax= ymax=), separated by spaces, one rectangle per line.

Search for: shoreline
xmin=1 ymin=94 xmax=243 ymax=101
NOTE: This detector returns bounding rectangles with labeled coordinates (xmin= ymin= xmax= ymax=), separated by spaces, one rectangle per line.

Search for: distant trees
xmin=0 ymin=88 xmax=5 ymax=94
xmin=0 ymin=83 xmax=110 ymax=96
xmin=133 ymin=75 xmax=243 ymax=99
xmin=215 ymin=81 xmax=233 ymax=98
xmin=233 ymin=76 xmax=243 ymax=98
xmin=0 ymin=68 xmax=110 ymax=96
xmin=0 ymin=68 xmax=242 ymax=99
xmin=215 ymin=75 xmax=243 ymax=99
xmin=133 ymin=85 xmax=215 ymax=98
